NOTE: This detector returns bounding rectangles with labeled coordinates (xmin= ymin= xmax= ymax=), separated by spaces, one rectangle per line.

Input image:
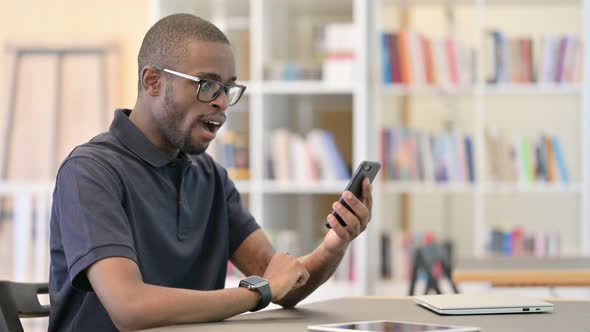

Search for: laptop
xmin=414 ymin=293 xmax=554 ymax=315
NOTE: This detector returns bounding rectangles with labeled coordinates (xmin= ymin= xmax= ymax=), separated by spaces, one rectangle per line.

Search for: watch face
xmin=244 ymin=276 xmax=267 ymax=287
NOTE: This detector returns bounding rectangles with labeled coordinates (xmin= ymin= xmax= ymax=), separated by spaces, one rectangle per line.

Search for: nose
xmin=210 ymin=89 xmax=229 ymax=111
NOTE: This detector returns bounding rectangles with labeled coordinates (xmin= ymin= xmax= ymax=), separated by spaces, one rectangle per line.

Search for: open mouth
xmin=202 ymin=120 xmax=221 ymax=133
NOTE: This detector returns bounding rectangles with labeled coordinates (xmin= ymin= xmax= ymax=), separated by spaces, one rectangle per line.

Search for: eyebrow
xmin=195 ymin=72 xmax=237 ymax=84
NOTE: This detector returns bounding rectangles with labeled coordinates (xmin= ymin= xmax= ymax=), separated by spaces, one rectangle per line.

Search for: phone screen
xmin=326 ymin=161 xmax=380 ymax=229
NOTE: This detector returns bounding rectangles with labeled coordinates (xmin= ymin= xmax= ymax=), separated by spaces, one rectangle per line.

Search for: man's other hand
xmin=263 ymin=252 xmax=310 ymax=302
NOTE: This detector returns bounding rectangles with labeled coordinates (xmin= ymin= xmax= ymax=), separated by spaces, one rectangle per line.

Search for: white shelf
xmin=380 ymin=85 xmax=475 ymax=97
xmin=383 ymin=0 xmax=477 ymax=5
xmin=379 ymin=181 xmax=477 ymax=193
xmin=378 ymin=181 xmax=581 ymax=194
xmin=383 ymin=0 xmax=581 ymax=5
xmin=232 ymin=180 xmax=351 ymax=194
xmin=260 ymin=81 xmax=356 ymax=95
xmin=484 ymin=84 xmax=581 ymax=96
xmin=482 ymin=182 xmax=582 ymax=193
xmin=484 ymin=0 xmax=581 ymax=5
xmin=379 ymin=84 xmax=581 ymax=96
xmin=0 ymin=181 xmax=54 ymax=194
xmin=261 ymin=180 xmax=348 ymax=194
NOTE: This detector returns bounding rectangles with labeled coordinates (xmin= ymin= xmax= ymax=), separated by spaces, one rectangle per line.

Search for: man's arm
xmin=87 ymin=257 xmax=258 ymax=331
xmin=87 ymin=253 xmax=307 ymax=331
xmin=231 ymin=178 xmax=373 ymax=308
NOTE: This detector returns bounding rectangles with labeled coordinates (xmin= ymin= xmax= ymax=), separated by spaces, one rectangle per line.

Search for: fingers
xmin=326 ymin=177 xmax=374 ymax=239
xmin=292 ymin=265 xmax=310 ymax=289
xmin=326 ymin=213 xmax=352 ymax=241
xmin=332 ymin=200 xmax=362 ymax=234
xmin=264 ymin=252 xmax=309 ymax=301
xmin=361 ymin=177 xmax=374 ymax=214
xmin=340 ymin=193 xmax=371 ymax=230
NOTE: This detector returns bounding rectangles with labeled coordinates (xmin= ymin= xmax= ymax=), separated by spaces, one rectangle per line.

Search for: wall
xmin=0 ymin=0 xmax=149 ymax=108
xmin=0 ymin=0 xmax=149 ymax=179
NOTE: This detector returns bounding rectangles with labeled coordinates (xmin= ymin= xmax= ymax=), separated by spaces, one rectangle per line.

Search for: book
xmin=487 ymin=226 xmax=562 ymax=257
xmin=552 ymin=135 xmax=569 ymax=183
xmin=209 ymin=130 xmax=250 ymax=180
xmin=485 ymin=128 xmax=569 ymax=184
xmin=382 ymin=32 xmax=392 ymax=84
xmin=380 ymin=126 xmax=475 ymax=183
xmin=268 ymin=128 xmax=349 ymax=181
xmin=487 ymin=31 xmax=581 ymax=85
xmin=270 ymin=128 xmax=293 ymax=181
xmin=381 ymin=29 xmax=475 ymax=88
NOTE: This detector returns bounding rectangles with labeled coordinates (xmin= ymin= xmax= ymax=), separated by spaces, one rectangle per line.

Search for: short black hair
xmin=137 ymin=13 xmax=230 ymax=93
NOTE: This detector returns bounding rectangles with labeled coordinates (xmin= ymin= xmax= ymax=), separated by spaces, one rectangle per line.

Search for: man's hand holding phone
xmin=323 ymin=161 xmax=379 ymax=254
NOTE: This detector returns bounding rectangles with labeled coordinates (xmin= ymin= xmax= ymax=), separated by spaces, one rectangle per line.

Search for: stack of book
xmin=381 ymin=30 xmax=476 ymax=87
xmin=486 ymin=128 xmax=569 ymax=184
xmin=487 ymin=226 xmax=561 ymax=257
xmin=208 ymin=130 xmax=250 ymax=180
xmin=380 ymin=127 xmax=475 ymax=183
xmin=268 ymin=128 xmax=350 ymax=181
xmin=485 ymin=31 xmax=581 ymax=85
xmin=321 ymin=22 xmax=356 ymax=83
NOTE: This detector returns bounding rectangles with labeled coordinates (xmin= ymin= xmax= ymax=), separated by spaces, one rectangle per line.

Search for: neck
xmin=130 ymin=99 xmax=180 ymax=158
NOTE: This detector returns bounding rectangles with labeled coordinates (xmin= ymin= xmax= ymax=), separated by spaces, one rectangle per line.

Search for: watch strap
xmin=239 ymin=276 xmax=271 ymax=312
xmin=251 ymin=281 xmax=271 ymax=311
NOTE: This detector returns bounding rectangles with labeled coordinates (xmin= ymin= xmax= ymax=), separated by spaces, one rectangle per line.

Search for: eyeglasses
xmin=153 ymin=66 xmax=246 ymax=106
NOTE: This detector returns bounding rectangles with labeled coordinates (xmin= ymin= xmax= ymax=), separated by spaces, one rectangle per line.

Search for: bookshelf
xmin=381 ymin=84 xmax=581 ymax=96
xmin=372 ymin=0 xmax=590 ymax=294
xmin=153 ymin=0 xmax=590 ymax=298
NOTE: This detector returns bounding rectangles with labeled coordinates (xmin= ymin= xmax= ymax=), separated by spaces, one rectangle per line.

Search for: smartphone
xmin=326 ymin=161 xmax=381 ymax=229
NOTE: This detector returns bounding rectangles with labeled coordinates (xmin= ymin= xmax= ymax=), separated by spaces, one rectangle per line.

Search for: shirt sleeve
xmin=222 ymin=168 xmax=260 ymax=255
xmin=54 ymin=156 xmax=137 ymax=291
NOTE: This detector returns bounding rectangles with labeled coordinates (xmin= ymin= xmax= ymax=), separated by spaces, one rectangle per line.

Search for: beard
xmin=154 ymin=83 xmax=209 ymax=155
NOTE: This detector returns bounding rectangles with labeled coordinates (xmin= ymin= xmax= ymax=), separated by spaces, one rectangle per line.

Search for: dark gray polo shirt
xmin=48 ymin=109 xmax=259 ymax=331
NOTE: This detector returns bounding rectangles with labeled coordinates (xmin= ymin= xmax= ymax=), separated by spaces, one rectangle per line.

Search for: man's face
xmin=154 ymin=40 xmax=236 ymax=155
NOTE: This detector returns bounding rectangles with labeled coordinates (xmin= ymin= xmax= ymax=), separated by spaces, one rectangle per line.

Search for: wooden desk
xmin=453 ymin=257 xmax=590 ymax=287
xmin=140 ymin=297 xmax=590 ymax=332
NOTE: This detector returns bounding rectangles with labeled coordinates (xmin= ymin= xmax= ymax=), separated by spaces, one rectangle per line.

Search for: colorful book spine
xmin=380 ymin=126 xmax=475 ymax=183
xmin=486 ymin=31 xmax=581 ymax=85
xmin=485 ymin=128 xmax=570 ymax=184
xmin=381 ymin=32 xmax=392 ymax=84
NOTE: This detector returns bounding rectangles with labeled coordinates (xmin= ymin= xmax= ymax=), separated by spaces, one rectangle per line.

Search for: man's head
xmin=136 ymin=13 xmax=240 ymax=155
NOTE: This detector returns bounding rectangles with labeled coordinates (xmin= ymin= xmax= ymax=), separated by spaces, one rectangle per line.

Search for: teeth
xmin=206 ymin=120 xmax=220 ymax=126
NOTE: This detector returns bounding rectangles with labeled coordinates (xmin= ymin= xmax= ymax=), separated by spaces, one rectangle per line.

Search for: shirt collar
xmin=109 ymin=109 xmax=190 ymax=168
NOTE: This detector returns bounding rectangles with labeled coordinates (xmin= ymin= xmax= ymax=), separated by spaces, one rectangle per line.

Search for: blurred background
xmin=1 ymin=0 xmax=590 ymax=330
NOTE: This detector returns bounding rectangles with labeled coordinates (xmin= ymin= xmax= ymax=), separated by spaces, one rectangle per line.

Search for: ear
xmin=141 ymin=66 xmax=162 ymax=96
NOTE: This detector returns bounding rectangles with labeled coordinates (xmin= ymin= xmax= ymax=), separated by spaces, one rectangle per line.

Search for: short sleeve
xmin=54 ymin=157 xmax=137 ymax=291
xmin=223 ymin=169 xmax=260 ymax=255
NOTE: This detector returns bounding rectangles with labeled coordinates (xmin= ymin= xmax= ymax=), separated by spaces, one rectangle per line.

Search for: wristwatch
xmin=239 ymin=275 xmax=272 ymax=311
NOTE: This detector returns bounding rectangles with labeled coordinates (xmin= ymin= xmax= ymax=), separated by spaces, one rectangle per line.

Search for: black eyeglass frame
xmin=153 ymin=65 xmax=247 ymax=106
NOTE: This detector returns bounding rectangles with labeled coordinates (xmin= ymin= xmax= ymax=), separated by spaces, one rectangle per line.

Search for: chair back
xmin=408 ymin=242 xmax=459 ymax=295
xmin=0 ymin=281 xmax=50 ymax=332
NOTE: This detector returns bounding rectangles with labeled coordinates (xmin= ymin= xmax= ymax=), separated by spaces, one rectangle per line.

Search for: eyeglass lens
xmin=198 ymin=80 xmax=242 ymax=105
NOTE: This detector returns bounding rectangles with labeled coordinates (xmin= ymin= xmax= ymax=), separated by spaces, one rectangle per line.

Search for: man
xmin=49 ymin=13 xmax=373 ymax=331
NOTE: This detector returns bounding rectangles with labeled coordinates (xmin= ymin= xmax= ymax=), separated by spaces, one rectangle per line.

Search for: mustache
xmin=201 ymin=112 xmax=226 ymax=121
